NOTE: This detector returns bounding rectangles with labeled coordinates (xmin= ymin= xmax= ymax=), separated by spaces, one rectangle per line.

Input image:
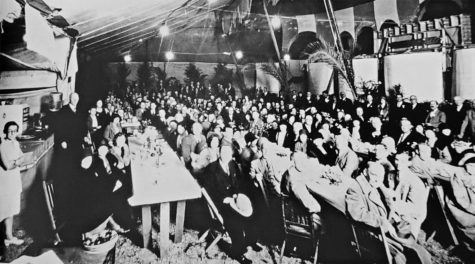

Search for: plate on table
xmin=17 ymin=135 xmax=35 ymax=140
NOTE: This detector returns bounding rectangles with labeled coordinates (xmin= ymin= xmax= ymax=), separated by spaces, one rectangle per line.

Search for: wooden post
xmin=141 ymin=205 xmax=152 ymax=249
xmin=160 ymin=202 xmax=171 ymax=257
xmin=174 ymin=200 xmax=186 ymax=243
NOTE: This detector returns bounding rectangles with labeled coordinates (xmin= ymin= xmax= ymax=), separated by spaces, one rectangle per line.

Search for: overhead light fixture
xmin=159 ymin=25 xmax=169 ymax=36
xmin=139 ymin=38 xmax=143 ymax=42
xmin=271 ymin=16 xmax=281 ymax=28
xmin=235 ymin=50 xmax=243 ymax=60
xmin=208 ymin=0 xmax=217 ymax=3
xmin=165 ymin=51 xmax=174 ymax=60
xmin=283 ymin=54 xmax=291 ymax=61
xmin=223 ymin=52 xmax=231 ymax=55
xmin=124 ymin=54 xmax=131 ymax=62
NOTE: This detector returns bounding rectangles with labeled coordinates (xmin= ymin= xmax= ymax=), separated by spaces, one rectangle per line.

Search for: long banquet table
xmin=127 ymin=136 xmax=201 ymax=257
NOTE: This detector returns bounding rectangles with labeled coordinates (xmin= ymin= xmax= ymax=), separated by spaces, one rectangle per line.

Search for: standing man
xmin=52 ymin=92 xmax=87 ymax=222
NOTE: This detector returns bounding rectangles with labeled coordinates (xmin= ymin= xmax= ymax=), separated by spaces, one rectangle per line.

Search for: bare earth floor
xmin=2 ymin=200 xmax=470 ymax=264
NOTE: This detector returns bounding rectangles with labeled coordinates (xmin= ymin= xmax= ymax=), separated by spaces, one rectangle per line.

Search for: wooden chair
xmin=42 ymin=180 xmax=63 ymax=246
xmin=193 ymin=187 xmax=229 ymax=254
xmin=350 ymin=221 xmax=392 ymax=264
xmin=426 ymin=183 xmax=459 ymax=246
xmin=280 ymin=193 xmax=319 ymax=264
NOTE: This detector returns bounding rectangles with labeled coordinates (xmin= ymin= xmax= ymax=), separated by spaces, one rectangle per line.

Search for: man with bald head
xmin=54 ymin=92 xmax=86 ymax=158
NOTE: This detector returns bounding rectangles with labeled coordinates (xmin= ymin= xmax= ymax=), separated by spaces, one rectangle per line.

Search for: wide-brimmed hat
xmin=229 ymin=193 xmax=253 ymax=217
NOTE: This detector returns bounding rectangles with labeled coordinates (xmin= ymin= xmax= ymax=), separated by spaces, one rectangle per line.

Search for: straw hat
xmin=229 ymin=193 xmax=253 ymax=218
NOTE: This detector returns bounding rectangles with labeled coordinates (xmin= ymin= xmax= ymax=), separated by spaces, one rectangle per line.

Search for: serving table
xmin=127 ymin=136 xmax=201 ymax=257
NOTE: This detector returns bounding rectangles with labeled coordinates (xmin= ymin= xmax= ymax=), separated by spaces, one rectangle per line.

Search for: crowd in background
xmin=41 ymin=79 xmax=475 ymax=263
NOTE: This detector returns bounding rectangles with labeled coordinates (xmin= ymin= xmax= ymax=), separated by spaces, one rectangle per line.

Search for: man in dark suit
xmin=203 ymin=145 xmax=254 ymax=264
xmin=406 ymin=95 xmax=427 ymax=126
xmin=363 ymin=94 xmax=378 ymax=120
xmin=52 ymin=92 xmax=87 ymax=223
xmin=222 ymin=106 xmax=240 ymax=128
xmin=389 ymin=94 xmax=409 ymax=122
xmin=142 ymin=102 xmax=160 ymax=128
xmin=316 ymin=91 xmax=332 ymax=114
xmin=336 ymin=91 xmax=354 ymax=116
xmin=448 ymin=96 xmax=467 ymax=135
xmin=53 ymin=93 xmax=87 ymax=164
xmin=394 ymin=118 xmax=425 ymax=153
xmin=302 ymin=92 xmax=315 ymax=109
xmin=275 ymin=122 xmax=295 ymax=150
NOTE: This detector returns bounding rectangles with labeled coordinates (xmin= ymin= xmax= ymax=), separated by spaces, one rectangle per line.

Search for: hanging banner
xmin=308 ymin=62 xmax=333 ymax=95
xmin=374 ymin=0 xmax=400 ymax=29
xmin=384 ymin=52 xmax=444 ymax=101
xmin=296 ymin=14 xmax=317 ymax=33
xmin=452 ymin=48 xmax=475 ymax=100
xmin=334 ymin=7 xmax=355 ymax=37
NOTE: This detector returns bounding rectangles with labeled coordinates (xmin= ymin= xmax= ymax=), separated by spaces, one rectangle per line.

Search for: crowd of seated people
xmin=49 ymin=79 xmax=475 ymax=263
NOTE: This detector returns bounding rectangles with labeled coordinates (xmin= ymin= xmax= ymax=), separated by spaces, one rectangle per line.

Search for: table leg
xmin=160 ymin=202 xmax=170 ymax=257
xmin=174 ymin=201 xmax=186 ymax=243
xmin=142 ymin=205 xmax=152 ymax=249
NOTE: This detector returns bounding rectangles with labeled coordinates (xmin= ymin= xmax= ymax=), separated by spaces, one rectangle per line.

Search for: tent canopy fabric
xmin=22 ymin=0 xmax=375 ymax=58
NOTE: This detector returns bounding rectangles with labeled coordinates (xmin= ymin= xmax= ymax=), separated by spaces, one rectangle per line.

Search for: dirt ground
xmin=2 ymin=203 xmax=470 ymax=264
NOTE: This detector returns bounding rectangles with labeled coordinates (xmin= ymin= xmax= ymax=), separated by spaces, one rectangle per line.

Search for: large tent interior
xmin=1 ymin=0 xmax=475 ymax=263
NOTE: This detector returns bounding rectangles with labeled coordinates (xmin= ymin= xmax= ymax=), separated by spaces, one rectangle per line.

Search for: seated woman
xmin=110 ymin=133 xmax=132 ymax=197
xmin=103 ymin=115 xmax=123 ymax=146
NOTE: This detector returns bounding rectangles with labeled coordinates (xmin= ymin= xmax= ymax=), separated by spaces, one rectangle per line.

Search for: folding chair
xmin=350 ymin=221 xmax=392 ymax=264
xmin=193 ymin=187 xmax=229 ymax=253
xmin=42 ymin=180 xmax=63 ymax=245
xmin=280 ymin=193 xmax=319 ymax=264
xmin=427 ymin=183 xmax=459 ymax=246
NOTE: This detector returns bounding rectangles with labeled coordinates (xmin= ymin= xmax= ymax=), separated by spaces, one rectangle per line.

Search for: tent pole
xmin=263 ymin=0 xmax=289 ymax=94
xmin=323 ymin=0 xmax=355 ymax=95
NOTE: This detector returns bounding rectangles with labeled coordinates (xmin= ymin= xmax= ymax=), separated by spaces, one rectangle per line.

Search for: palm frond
xmin=259 ymin=63 xmax=290 ymax=88
xmin=305 ymin=40 xmax=355 ymax=98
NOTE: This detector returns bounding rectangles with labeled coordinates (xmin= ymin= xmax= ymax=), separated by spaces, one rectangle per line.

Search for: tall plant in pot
xmin=184 ymin=63 xmax=207 ymax=85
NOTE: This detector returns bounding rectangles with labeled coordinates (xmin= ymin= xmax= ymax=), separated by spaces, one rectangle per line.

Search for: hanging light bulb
xmin=283 ymin=54 xmax=291 ymax=61
xmin=124 ymin=54 xmax=131 ymax=62
xmin=165 ymin=51 xmax=174 ymax=60
xmin=271 ymin=16 xmax=281 ymax=28
xmin=159 ymin=24 xmax=169 ymax=36
xmin=235 ymin=50 xmax=243 ymax=60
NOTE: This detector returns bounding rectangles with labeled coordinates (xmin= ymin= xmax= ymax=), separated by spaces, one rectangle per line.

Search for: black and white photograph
xmin=1 ymin=0 xmax=475 ymax=263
